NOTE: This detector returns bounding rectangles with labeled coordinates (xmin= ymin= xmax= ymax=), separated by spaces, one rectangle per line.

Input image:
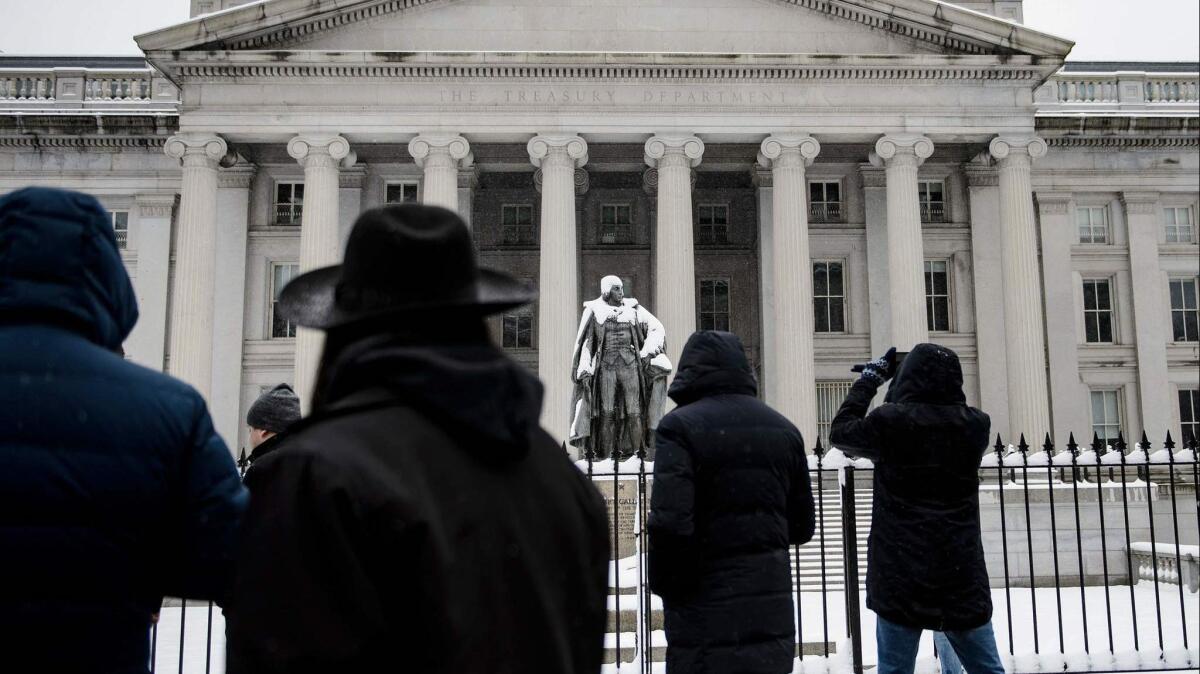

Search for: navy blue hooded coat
xmin=0 ymin=188 xmax=248 ymax=674
xmin=648 ymin=331 xmax=815 ymax=674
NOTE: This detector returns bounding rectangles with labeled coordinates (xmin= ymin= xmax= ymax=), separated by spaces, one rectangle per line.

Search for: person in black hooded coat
xmin=648 ymin=331 xmax=815 ymax=674
xmin=224 ymin=204 xmax=609 ymax=674
xmin=830 ymin=343 xmax=1003 ymax=674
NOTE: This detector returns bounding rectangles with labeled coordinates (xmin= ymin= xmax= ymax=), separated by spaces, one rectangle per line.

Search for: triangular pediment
xmin=137 ymin=0 xmax=1073 ymax=59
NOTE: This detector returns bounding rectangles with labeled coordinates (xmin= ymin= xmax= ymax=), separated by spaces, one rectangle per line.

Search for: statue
xmin=569 ymin=276 xmax=671 ymax=460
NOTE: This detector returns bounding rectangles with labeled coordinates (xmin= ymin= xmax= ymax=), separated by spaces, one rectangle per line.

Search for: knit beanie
xmin=247 ymin=383 xmax=301 ymax=434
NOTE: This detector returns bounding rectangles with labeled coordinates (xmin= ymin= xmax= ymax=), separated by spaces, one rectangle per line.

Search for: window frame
xmin=109 ymin=210 xmax=130 ymax=250
xmin=696 ymin=203 xmax=731 ymax=245
xmin=1076 ymin=205 xmax=1111 ymax=245
xmin=1163 ymin=205 xmax=1196 ymax=244
xmin=273 ymin=181 xmax=305 ymax=226
xmin=501 ymin=309 xmax=535 ymax=349
xmin=1081 ymin=277 xmax=1117 ymax=344
xmin=599 ymin=203 xmax=634 ymax=245
xmin=812 ymin=259 xmax=847 ymax=334
xmin=384 ymin=180 xmax=420 ymax=205
xmin=918 ymin=180 xmax=946 ymax=224
xmin=924 ymin=259 xmax=953 ymax=333
xmin=1179 ymin=388 xmax=1200 ymax=445
xmin=808 ymin=179 xmax=844 ymax=224
xmin=1168 ymin=277 xmax=1199 ymax=343
xmin=1090 ymin=388 xmax=1124 ymax=447
xmin=697 ymin=278 xmax=732 ymax=332
xmin=499 ymin=203 xmax=536 ymax=246
xmin=268 ymin=262 xmax=300 ymax=339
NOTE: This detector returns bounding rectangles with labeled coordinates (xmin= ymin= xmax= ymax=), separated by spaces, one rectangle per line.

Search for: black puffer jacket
xmin=830 ymin=343 xmax=992 ymax=631
xmin=648 ymin=331 xmax=815 ymax=674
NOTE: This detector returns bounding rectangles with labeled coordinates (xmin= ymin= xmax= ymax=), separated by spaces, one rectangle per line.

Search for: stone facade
xmin=1 ymin=0 xmax=1196 ymax=456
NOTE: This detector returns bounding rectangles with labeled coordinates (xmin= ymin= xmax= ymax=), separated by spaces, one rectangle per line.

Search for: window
xmin=1180 ymin=389 xmax=1200 ymax=444
xmin=809 ymin=181 xmax=842 ymax=223
xmin=918 ymin=181 xmax=945 ymax=223
xmin=1169 ymin=278 xmax=1199 ymax=342
xmin=110 ymin=211 xmax=129 ymax=249
xmin=385 ymin=181 xmax=419 ymax=205
xmin=500 ymin=204 xmax=535 ymax=245
xmin=924 ymin=260 xmax=951 ymax=332
xmin=813 ymin=261 xmax=846 ymax=333
xmin=1164 ymin=206 xmax=1196 ymax=243
xmin=1090 ymin=389 xmax=1123 ymax=447
xmin=269 ymin=263 xmax=299 ymax=338
xmin=1082 ymin=279 xmax=1115 ymax=343
xmin=698 ymin=279 xmax=731 ymax=332
xmin=817 ymin=380 xmax=854 ymax=449
xmin=697 ymin=204 xmax=729 ymax=245
xmin=600 ymin=204 xmax=633 ymax=245
xmin=1077 ymin=206 xmax=1109 ymax=244
xmin=502 ymin=311 xmax=533 ymax=349
xmin=274 ymin=182 xmax=304 ymax=225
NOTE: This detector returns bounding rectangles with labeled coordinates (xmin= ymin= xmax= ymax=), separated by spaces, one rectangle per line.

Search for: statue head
xmin=601 ymin=275 xmax=624 ymax=305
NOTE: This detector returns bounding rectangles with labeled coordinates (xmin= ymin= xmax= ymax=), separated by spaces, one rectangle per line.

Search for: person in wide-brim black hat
xmin=225 ymin=204 xmax=610 ymax=674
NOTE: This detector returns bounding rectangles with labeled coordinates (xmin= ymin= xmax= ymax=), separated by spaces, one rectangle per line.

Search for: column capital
xmin=135 ymin=194 xmax=176 ymax=218
xmin=527 ymin=134 xmax=588 ymax=168
xmin=164 ymin=133 xmax=230 ymax=168
xmin=871 ymin=134 xmax=934 ymax=167
xmin=988 ymin=135 xmax=1047 ymax=163
xmin=1121 ymin=191 xmax=1161 ymax=215
xmin=409 ymin=133 xmax=472 ymax=168
xmin=644 ymin=134 xmax=704 ymax=168
xmin=289 ymin=134 xmax=354 ymax=169
xmin=858 ymin=164 xmax=887 ymax=189
xmin=758 ymin=134 xmax=820 ymax=168
xmin=964 ymin=166 xmax=1000 ymax=188
xmin=218 ymin=166 xmax=256 ymax=189
xmin=534 ymin=167 xmax=589 ymax=195
xmin=1035 ymin=191 xmax=1073 ymax=215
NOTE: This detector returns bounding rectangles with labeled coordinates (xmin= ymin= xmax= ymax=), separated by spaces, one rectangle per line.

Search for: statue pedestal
xmin=593 ymin=477 xmax=651 ymax=560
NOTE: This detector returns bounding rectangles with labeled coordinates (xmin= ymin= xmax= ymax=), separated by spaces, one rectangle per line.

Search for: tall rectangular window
xmin=599 ymin=204 xmax=633 ymax=245
xmin=918 ymin=181 xmax=945 ymax=223
xmin=1082 ymin=279 xmax=1115 ymax=343
xmin=1169 ymin=277 xmax=1199 ymax=342
xmin=385 ymin=181 xmax=419 ymax=205
xmin=500 ymin=204 xmax=535 ymax=245
xmin=813 ymin=261 xmax=846 ymax=333
xmin=698 ymin=279 xmax=731 ymax=332
xmin=274 ymin=182 xmax=304 ymax=225
xmin=809 ymin=181 xmax=842 ymax=223
xmin=110 ymin=211 xmax=129 ymax=249
xmin=1090 ymin=389 xmax=1123 ymax=446
xmin=502 ymin=311 xmax=533 ymax=349
xmin=924 ymin=260 xmax=951 ymax=332
xmin=1164 ymin=206 xmax=1195 ymax=243
xmin=1180 ymin=389 xmax=1200 ymax=444
xmin=269 ymin=263 xmax=299 ymax=338
xmin=1077 ymin=206 xmax=1109 ymax=244
xmin=697 ymin=204 xmax=729 ymax=245
xmin=816 ymin=380 xmax=853 ymax=449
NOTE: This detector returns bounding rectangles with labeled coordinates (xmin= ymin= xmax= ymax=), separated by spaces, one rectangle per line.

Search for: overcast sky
xmin=0 ymin=0 xmax=1196 ymax=61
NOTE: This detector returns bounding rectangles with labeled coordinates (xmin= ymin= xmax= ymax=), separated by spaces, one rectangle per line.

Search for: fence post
xmin=841 ymin=465 xmax=864 ymax=674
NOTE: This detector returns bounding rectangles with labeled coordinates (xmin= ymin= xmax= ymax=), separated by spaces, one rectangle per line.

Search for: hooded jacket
xmin=648 ymin=331 xmax=815 ymax=674
xmin=830 ymin=343 xmax=992 ymax=631
xmin=224 ymin=327 xmax=609 ymax=674
xmin=0 ymin=187 xmax=248 ymax=673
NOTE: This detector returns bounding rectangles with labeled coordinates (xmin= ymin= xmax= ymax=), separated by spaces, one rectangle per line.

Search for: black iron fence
xmin=146 ymin=432 xmax=1199 ymax=673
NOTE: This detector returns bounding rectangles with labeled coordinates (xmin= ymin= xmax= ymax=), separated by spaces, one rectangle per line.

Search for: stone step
xmin=603 ymin=633 xmax=837 ymax=664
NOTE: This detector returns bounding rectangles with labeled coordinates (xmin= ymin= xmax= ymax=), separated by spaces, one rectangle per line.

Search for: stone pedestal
xmin=594 ymin=478 xmax=648 ymax=560
xmin=408 ymin=134 xmax=471 ymax=213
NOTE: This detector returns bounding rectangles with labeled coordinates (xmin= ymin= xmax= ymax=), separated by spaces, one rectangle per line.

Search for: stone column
xmin=990 ymin=136 xmax=1051 ymax=442
xmin=408 ymin=134 xmax=471 ymax=213
xmin=126 ymin=194 xmax=175 ymax=372
xmin=288 ymin=134 xmax=353 ymax=413
xmin=1124 ymin=191 xmax=1172 ymax=436
xmin=871 ymin=134 xmax=934 ymax=351
xmin=528 ymin=135 xmax=588 ymax=443
xmin=211 ymin=167 xmax=254 ymax=448
xmin=967 ymin=166 xmax=1011 ymax=436
xmin=163 ymin=133 xmax=229 ymax=398
xmin=645 ymin=134 xmax=704 ymax=370
xmin=759 ymin=135 xmax=821 ymax=438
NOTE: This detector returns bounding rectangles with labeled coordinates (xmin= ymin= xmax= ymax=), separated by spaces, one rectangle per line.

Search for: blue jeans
xmin=876 ymin=616 xmax=1005 ymax=674
xmin=934 ymin=631 xmax=963 ymax=674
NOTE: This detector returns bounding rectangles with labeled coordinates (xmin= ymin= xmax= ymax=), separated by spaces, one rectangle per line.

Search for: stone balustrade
xmin=1038 ymin=70 xmax=1200 ymax=111
xmin=0 ymin=62 xmax=177 ymax=110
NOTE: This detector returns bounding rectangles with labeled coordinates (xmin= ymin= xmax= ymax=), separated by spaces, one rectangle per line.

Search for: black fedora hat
xmin=278 ymin=204 xmax=535 ymax=330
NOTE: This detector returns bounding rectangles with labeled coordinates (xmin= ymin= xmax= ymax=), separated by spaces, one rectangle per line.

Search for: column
xmin=408 ymin=134 xmax=471 ymax=213
xmin=967 ymin=167 xmax=1011 ymax=437
xmin=211 ymin=167 xmax=254 ymax=448
xmin=860 ymin=165 xmax=892 ymax=356
xmin=645 ymin=134 xmax=704 ymax=369
xmin=754 ymin=167 xmax=778 ymax=406
xmin=1124 ymin=191 xmax=1172 ymax=435
xmin=1035 ymin=191 xmax=1085 ymax=441
xmin=528 ymin=134 xmax=588 ymax=443
xmin=871 ymin=134 xmax=934 ymax=351
xmin=759 ymin=134 xmax=821 ymax=438
xmin=164 ymin=133 xmax=229 ymax=398
xmin=288 ymin=134 xmax=353 ymax=413
xmin=126 ymin=194 xmax=175 ymax=371
xmin=990 ymin=136 xmax=1050 ymax=442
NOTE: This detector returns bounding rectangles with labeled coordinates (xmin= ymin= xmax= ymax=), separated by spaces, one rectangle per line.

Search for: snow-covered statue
xmin=569 ymin=275 xmax=672 ymax=460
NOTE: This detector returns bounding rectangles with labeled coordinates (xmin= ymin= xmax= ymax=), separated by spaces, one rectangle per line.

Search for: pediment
xmin=137 ymin=0 xmax=1073 ymax=59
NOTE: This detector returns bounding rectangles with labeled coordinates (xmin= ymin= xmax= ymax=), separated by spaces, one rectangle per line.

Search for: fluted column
xmin=872 ymin=134 xmax=933 ymax=351
xmin=288 ymin=134 xmax=353 ymax=413
xmin=990 ymin=136 xmax=1050 ymax=441
xmin=408 ymin=134 xmax=471 ymax=213
xmin=645 ymin=135 xmax=704 ymax=371
xmin=759 ymin=134 xmax=821 ymax=438
xmin=164 ymin=133 xmax=229 ymax=399
xmin=528 ymin=135 xmax=588 ymax=442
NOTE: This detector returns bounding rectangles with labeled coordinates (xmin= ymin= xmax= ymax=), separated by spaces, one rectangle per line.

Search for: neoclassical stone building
xmin=1 ymin=0 xmax=1196 ymax=455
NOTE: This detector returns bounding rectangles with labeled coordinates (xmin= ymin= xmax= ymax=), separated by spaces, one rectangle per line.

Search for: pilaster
xmin=126 ymin=194 xmax=175 ymax=373
xmin=212 ymin=164 xmax=255 ymax=447
xmin=1035 ymin=190 xmax=1084 ymax=442
xmin=1123 ymin=191 xmax=1172 ymax=436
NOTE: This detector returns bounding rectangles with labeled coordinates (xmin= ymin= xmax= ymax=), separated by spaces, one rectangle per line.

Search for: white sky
xmin=0 ymin=0 xmax=1196 ymax=61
